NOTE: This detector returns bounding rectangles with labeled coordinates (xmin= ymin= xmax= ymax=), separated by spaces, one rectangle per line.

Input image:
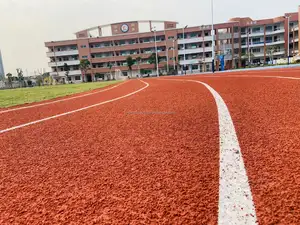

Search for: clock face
xmin=121 ymin=24 xmax=129 ymax=33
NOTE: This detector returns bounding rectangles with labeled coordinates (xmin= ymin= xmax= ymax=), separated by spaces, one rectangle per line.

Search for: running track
xmin=0 ymin=68 xmax=300 ymax=224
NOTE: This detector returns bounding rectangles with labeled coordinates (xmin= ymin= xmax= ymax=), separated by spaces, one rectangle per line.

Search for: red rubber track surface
xmin=0 ymin=79 xmax=220 ymax=224
xmin=0 ymin=81 xmax=142 ymax=131
xmin=202 ymin=77 xmax=300 ymax=224
xmin=166 ymin=72 xmax=300 ymax=224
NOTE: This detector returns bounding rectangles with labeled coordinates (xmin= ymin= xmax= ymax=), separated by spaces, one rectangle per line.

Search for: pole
xmin=248 ymin=28 xmax=251 ymax=66
xmin=183 ymin=27 xmax=186 ymax=75
xmin=211 ymin=0 xmax=215 ymax=73
xmin=173 ymin=39 xmax=176 ymax=70
xmin=164 ymin=30 xmax=169 ymax=73
xmin=153 ymin=29 xmax=159 ymax=77
xmin=287 ymin=16 xmax=290 ymax=65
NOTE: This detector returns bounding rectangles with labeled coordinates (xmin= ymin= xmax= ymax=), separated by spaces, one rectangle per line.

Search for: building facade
xmin=45 ymin=7 xmax=300 ymax=82
xmin=0 ymin=50 xmax=5 ymax=80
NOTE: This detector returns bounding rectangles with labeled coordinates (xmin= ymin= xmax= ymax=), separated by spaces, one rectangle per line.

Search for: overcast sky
xmin=0 ymin=0 xmax=298 ymax=76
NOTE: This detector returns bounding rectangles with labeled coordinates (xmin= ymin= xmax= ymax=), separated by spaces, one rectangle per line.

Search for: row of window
xmin=91 ymin=57 xmax=168 ymax=68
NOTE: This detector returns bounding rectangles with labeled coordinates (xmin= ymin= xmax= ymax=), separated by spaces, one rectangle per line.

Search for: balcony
xmin=48 ymin=60 xmax=80 ymax=67
xmin=50 ymin=70 xmax=81 ymax=77
xmin=266 ymin=29 xmax=285 ymax=35
xmin=179 ymin=58 xmax=213 ymax=65
xmin=241 ymin=40 xmax=285 ymax=48
xmin=46 ymin=50 xmax=79 ymax=57
xmin=273 ymin=50 xmax=285 ymax=56
xmin=216 ymin=43 xmax=239 ymax=51
xmin=178 ymin=47 xmax=213 ymax=55
xmin=178 ymin=36 xmax=212 ymax=45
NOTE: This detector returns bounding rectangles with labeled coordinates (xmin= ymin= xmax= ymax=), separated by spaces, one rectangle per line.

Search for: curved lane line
xmin=157 ymin=78 xmax=258 ymax=224
xmin=188 ymin=80 xmax=257 ymax=225
xmin=0 ymin=81 xmax=128 ymax=114
xmin=0 ymin=80 xmax=149 ymax=134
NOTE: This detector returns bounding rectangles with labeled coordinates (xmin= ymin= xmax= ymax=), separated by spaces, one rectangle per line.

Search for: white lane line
xmin=0 ymin=80 xmax=149 ymax=134
xmin=188 ymin=80 xmax=257 ymax=225
xmin=0 ymin=81 xmax=128 ymax=114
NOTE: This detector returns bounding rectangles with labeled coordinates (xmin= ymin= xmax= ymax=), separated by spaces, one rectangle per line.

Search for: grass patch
xmin=0 ymin=81 xmax=122 ymax=108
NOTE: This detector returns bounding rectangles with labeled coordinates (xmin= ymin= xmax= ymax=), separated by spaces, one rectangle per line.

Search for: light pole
xmin=183 ymin=25 xmax=188 ymax=75
xmin=284 ymin=15 xmax=291 ymax=65
xmin=248 ymin=28 xmax=251 ymax=66
xmin=211 ymin=0 xmax=215 ymax=73
xmin=173 ymin=38 xmax=177 ymax=71
xmin=164 ymin=30 xmax=169 ymax=73
xmin=151 ymin=26 xmax=159 ymax=77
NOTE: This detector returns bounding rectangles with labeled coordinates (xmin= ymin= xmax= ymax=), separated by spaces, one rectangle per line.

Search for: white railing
xmin=50 ymin=70 xmax=81 ymax=77
xmin=178 ymin=36 xmax=212 ymax=45
xmin=48 ymin=60 xmax=80 ymax=67
xmin=178 ymin=47 xmax=213 ymax=55
xmin=46 ymin=50 xmax=79 ymax=57
xmin=179 ymin=58 xmax=212 ymax=65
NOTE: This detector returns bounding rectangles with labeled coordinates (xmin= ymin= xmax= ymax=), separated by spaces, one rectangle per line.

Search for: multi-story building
xmin=0 ymin=50 xmax=5 ymax=80
xmin=45 ymin=7 xmax=300 ymax=83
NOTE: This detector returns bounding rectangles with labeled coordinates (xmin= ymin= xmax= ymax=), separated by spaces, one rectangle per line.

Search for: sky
xmin=0 ymin=0 xmax=298 ymax=76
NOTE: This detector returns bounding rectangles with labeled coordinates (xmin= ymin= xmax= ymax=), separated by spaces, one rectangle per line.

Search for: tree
xmin=6 ymin=73 xmax=13 ymax=88
xmin=63 ymin=63 xmax=71 ymax=83
xmin=79 ymin=59 xmax=91 ymax=82
xmin=126 ymin=56 xmax=135 ymax=78
xmin=107 ymin=62 xmax=113 ymax=80
xmin=16 ymin=68 xmax=24 ymax=88
xmin=148 ymin=53 xmax=160 ymax=75
xmin=136 ymin=56 xmax=142 ymax=76
xmin=267 ymin=46 xmax=276 ymax=64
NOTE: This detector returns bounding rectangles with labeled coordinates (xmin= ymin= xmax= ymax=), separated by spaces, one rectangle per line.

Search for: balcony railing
xmin=48 ymin=60 xmax=80 ymax=67
xmin=50 ymin=70 xmax=81 ymax=77
xmin=46 ymin=50 xmax=79 ymax=57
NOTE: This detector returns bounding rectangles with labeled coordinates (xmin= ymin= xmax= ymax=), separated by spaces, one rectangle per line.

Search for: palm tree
xmin=6 ymin=73 xmax=13 ymax=88
xmin=126 ymin=56 xmax=135 ymax=78
xmin=267 ymin=46 xmax=276 ymax=64
xmin=148 ymin=53 xmax=160 ymax=75
xmin=136 ymin=56 xmax=142 ymax=76
xmin=79 ymin=59 xmax=90 ymax=82
xmin=16 ymin=68 xmax=24 ymax=88
xmin=63 ymin=63 xmax=71 ymax=83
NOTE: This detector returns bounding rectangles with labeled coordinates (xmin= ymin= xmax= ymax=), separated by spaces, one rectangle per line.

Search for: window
xmin=168 ymin=36 xmax=174 ymax=40
xmin=192 ymin=65 xmax=198 ymax=70
xmin=75 ymin=76 xmax=81 ymax=81
xmin=68 ymin=77 xmax=72 ymax=81
xmin=205 ymin=32 xmax=209 ymax=36
xmin=81 ymin=45 xmax=87 ymax=48
xmin=266 ymin=36 xmax=272 ymax=43
xmin=252 ymin=38 xmax=260 ymax=44
xmin=205 ymin=53 xmax=210 ymax=58
xmin=168 ymin=47 xmax=174 ymax=50
xmin=252 ymin=48 xmax=261 ymax=53
xmin=82 ymin=56 xmax=88 ymax=59
xmin=252 ymin=27 xmax=261 ymax=33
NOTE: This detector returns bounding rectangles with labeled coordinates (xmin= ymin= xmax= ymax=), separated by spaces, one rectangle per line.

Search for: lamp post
xmin=248 ymin=28 xmax=251 ymax=66
xmin=173 ymin=38 xmax=177 ymax=71
xmin=183 ymin=25 xmax=188 ymax=75
xmin=151 ymin=26 xmax=159 ymax=77
xmin=284 ymin=15 xmax=291 ymax=65
xmin=211 ymin=0 xmax=215 ymax=73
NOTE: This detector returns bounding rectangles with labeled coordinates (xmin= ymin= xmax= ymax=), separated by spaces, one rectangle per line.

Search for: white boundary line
xmin=0 ymin=81 xmax=128 ymax=114
xmin=188 ymin=80 xmax=257 ymax=225
xmin=158 ymin=78 xmax=257 ymax=224
xmin=0 ymin=80 xmax=149 ymax=134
